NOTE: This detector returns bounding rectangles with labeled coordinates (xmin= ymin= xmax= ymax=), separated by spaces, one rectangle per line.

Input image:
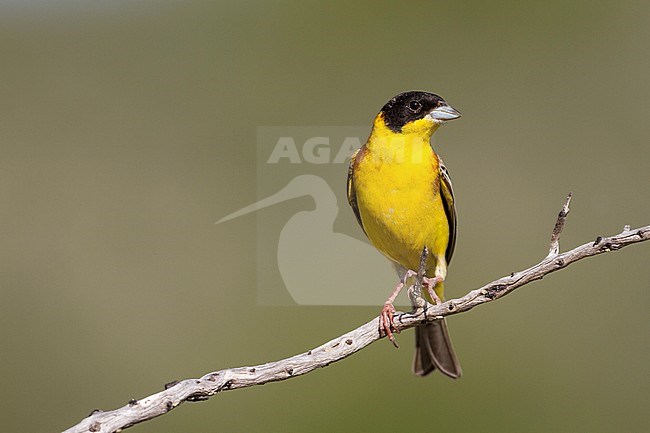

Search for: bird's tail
xmin=413 ymin=320 xmax=462 ymax=378
xmin=412 ymin=282 xmax=462 ymax=378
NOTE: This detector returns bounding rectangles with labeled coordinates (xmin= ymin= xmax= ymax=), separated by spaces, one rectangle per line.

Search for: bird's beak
xmin=426 ymin=104 xmax=462 ymax=122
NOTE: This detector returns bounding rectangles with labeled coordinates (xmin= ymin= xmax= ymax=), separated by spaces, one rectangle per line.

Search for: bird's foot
xmin=379 ymin=302 xmax=399 ymax=348
xmin=423 ymin=276 xmax=443 ymax=305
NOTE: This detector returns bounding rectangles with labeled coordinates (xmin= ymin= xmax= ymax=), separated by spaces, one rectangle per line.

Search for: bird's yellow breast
xmin=353 ymin=117 xmax=449 ymax=274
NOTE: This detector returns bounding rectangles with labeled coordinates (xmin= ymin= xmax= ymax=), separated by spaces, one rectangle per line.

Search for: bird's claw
xmin=379 ymin=302 xmax=399 ymax=348
xmin=423 ymin=276 xmax=443 ymax=305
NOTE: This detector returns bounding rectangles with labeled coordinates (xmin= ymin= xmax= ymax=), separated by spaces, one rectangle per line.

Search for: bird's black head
xmin=380 ymin=91 xmax=461 ymax=133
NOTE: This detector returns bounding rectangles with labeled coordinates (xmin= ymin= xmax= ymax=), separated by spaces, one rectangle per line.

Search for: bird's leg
xmin=379 ymin=270 xmax=416 ymax=347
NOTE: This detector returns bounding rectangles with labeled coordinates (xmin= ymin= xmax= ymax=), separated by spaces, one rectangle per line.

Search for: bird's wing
xmin=439 ymin=156 xmax=457 ymax=265
xmin=347 ymin=148 xmax=366 ymax=234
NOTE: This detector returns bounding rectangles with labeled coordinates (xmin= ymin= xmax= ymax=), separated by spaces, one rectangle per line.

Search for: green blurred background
xmin=1 ymin=1 xmax=649 ymax=432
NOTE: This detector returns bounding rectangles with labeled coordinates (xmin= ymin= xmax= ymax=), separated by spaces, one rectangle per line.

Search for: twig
xmin=407 ymin=246 xmax=429 ymax=309
xmin=63 ymin=197 xmax=650 ymax=433
xmin=548 ymin=192 xmax=572 ymax=257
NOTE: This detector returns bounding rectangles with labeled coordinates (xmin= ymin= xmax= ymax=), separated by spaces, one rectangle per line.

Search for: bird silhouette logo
xmin=216 ymin=174 xmax=398 ymax=305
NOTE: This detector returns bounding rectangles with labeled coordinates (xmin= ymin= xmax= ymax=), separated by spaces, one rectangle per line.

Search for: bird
xmin=347 ymin=90 xmax=463 ymax=378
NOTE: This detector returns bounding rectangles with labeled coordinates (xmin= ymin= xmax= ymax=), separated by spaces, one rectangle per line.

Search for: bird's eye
xmin=408 ymin=100 xmax=422 ymax=112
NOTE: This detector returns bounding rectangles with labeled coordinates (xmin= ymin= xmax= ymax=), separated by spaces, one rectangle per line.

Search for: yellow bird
xmin=347 ymin=91 xmax=462 ymax=378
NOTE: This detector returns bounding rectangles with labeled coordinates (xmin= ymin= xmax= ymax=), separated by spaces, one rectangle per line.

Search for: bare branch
xmin=63 ymin=198 xmax=650 ymax=433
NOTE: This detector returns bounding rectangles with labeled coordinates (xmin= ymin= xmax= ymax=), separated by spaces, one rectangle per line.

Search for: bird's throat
xmin=366 ymin=115 xmax=439 ymax=166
